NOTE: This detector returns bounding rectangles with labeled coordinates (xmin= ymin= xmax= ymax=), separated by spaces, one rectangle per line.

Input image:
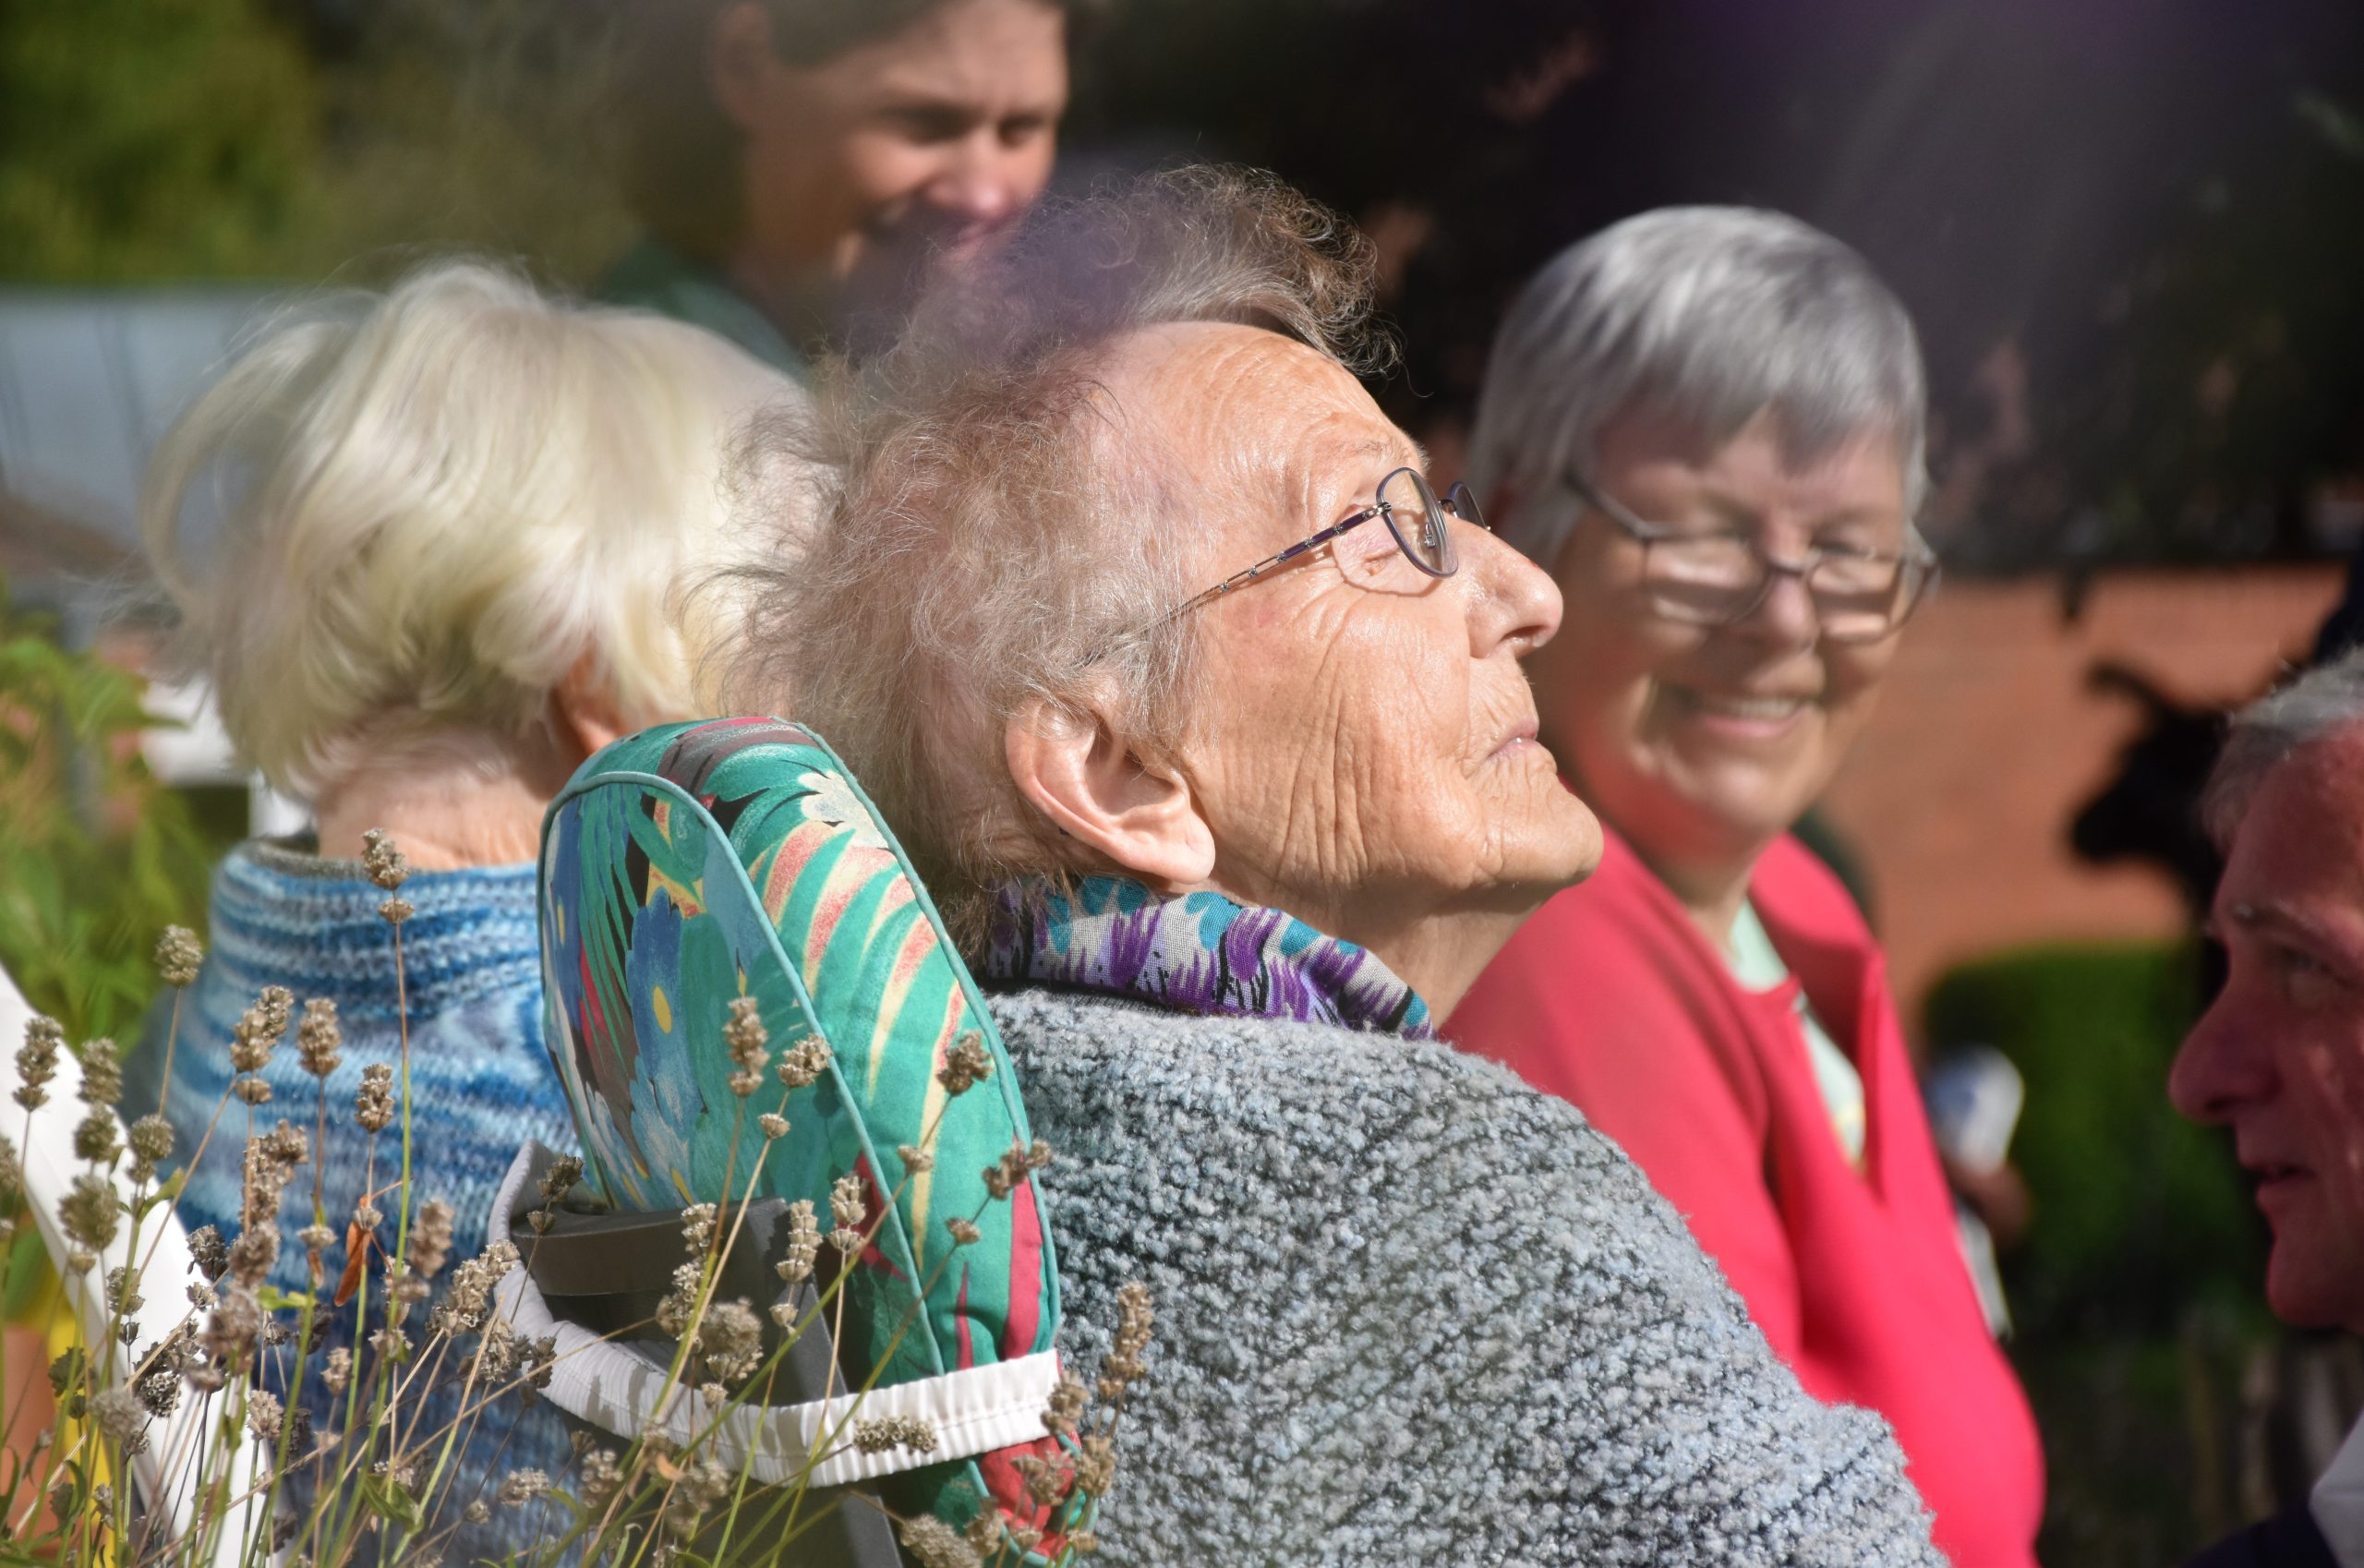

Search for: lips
xmin=1488 ymin=716 xmax=1543 ymax=764
xmin=2242 ymin=1156 xmax=2316 ymax=1213
xmin=1664 ymin=683 xmax=1821 ymax=736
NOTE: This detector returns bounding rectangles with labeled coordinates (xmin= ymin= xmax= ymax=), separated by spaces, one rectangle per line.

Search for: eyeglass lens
xmin=1377 ymin=469 xmax=1484 ymax=577
xmin=1642 ymin=536 xmax=1917 ymax=641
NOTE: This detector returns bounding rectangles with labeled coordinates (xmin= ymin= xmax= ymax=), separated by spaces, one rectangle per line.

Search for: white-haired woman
xmin=127 ymin=261 xmax=798 ymax=1550
xmin=727 ymin=168 xmax=1947 ymax=1565
xmin=1448 ymin=209 xmax=2042 ymax=1568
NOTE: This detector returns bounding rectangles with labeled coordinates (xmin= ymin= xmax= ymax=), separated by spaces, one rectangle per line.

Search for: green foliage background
xmin=0 ymin=0 xmax=633 ymax=287
xmin=1925 ymin=942 xmax=2276 ymax=1559
xmin=1926 ymin=942 xmax=2262 ymax=1336
xmin=0 ymin=583 xmax=215 ymax=1043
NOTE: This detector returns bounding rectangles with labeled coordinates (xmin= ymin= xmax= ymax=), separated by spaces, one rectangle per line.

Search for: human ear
xmin=707 ymin=2 xmax=784 ymax=136
xmin=1004 ymin=698 xmax=1215 ymax=888
xmin=552 ymin=654 xmax=632 ymax=766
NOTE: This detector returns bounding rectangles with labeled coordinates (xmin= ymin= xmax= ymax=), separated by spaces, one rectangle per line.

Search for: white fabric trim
xmin=485 ymin=1144 xmax=1058 ymax=1489
xmin=0 ymin=962 xmax=266 ymax=1562
xmin=2313 ymin=1412 xmax=2364 ymax=1568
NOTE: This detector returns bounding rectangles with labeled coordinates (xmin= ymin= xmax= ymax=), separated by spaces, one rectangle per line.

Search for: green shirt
xmin=597 ymin=236 xmax=809 ymax=382
xmin=1727 ymin=899 xmax=1867 ymax=1167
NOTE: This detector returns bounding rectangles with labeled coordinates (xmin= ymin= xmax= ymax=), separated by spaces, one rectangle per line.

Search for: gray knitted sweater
xmin=990 ymin=989 xmax=1948 ymax=1567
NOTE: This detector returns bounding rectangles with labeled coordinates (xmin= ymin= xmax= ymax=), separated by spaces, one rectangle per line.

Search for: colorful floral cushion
xmin=537 ymin=717 xmax=1062 ymax=1532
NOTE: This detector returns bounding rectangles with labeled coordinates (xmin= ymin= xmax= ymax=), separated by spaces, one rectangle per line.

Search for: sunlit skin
xmin=311 ymin=660 xmax=628 ymax=871
xmin=711 ymin=0 xmax=1067 ymax=351
xmin=2170 ymin=724 xmax=2364 ymax=1334
xmin=1009 ymin=323 xmax=1603 ymax=1016
xmin=1519 ymin=409 xmax=1912 ymax=939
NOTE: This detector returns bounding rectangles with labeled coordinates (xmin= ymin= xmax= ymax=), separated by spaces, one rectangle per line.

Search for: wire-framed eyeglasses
xmin=1563 ymin=470 xmax=1938 ymax=643
xmin=1164 ymin=466 xmax=1485 ymax=622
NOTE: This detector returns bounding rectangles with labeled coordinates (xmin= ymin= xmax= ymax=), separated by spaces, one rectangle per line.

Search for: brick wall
xmin=1817 ymin=565 xmax=2345 ymax=1025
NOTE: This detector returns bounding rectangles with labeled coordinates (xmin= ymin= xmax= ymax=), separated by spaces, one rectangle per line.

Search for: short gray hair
xmin=726 ymin=165 xmax=1381 ymax=944
xmin=1469 ymin=207 xmax=1929 ymax=564
xmin=2202 ymin=645 xmax=2364 ymax=849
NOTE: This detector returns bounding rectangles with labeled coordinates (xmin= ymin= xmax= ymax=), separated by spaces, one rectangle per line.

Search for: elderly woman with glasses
xmin=731 ymin=168 xmax=1946 ymax=1565
xmin=1448 ymin=208 xmax=2042 ymax=1568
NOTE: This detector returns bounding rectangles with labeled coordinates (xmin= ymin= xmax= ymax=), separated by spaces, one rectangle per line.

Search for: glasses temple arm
xmin=1160 ymin=507 xmax=1381 ymax=623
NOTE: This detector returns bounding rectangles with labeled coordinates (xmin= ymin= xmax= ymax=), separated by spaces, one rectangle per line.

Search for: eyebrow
xmin=871 ymin=87 xmax=1066 ymax=122
xmin=2214 ymin=899 xmax=2364 ymax=963
xmin=1695 ymin=491 xmax=1905 ymax=532
xmin=1279 ymin=430 xmax=1430 ymax=526
xmin=1337 ymin=435 xmax=1430 ymax=488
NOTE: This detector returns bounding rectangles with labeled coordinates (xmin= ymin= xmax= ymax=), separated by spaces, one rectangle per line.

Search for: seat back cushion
xmin=538 ymin=717 xmax=1061 ymax=1531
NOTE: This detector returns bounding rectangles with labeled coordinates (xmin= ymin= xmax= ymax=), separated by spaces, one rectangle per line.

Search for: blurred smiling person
xmin=2174 ymin=649 xmax=2364 ymax=1568
xmin=607 ymin=0 xmax=1082 ymax=373
xmin=1448 ymin=208 xmax=2044 ymax=1568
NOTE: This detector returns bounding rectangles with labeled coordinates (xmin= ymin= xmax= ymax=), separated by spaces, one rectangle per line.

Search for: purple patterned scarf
xmin=980 ymin=876 xmax=1434 ymax=1038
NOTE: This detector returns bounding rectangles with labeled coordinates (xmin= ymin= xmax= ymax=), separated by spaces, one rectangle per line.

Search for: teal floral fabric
xmin=537 ymin=717 xmax=1063 ymax=1534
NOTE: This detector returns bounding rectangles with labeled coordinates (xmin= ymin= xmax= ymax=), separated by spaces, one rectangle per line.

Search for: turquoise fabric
xmin=537 ymin=717 xmax=1076 ymax=1542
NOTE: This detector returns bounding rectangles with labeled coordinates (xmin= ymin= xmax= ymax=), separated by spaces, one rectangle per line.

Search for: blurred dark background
xmin=8 ymin=0 xmax=2362 ymax=572
xmin=1069 ymin=0 xmax=2364 ymax=575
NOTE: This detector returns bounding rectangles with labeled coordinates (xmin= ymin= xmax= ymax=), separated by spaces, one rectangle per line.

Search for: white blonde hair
xmin=142 ymin=261 xmax=798 ymax=799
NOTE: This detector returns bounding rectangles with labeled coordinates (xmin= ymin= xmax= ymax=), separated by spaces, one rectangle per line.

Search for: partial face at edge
xmin=1521 ymin=408 xmax=1912 ymax=873
xmin=2172 ymin=727 xmax=2364 ymax=1333
xmin=723 ymin=0 xmax=1067 ymax=331
xmin=1097 ymin=322 xmax=1603 ymax=946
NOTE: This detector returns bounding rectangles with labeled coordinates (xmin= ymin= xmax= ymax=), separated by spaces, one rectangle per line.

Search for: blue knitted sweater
xmin=125 ymin=839 xmax=581 ymax=1556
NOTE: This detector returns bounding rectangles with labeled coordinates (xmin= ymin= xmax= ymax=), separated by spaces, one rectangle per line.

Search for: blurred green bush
xmin=0 ymin=0 xmax=632 ymax=286
xmin=1925 ymin=939 xmax=2263 ymax=1337
xmin=1926 ymin=941 xmax=2284 ymax=1560
xmin=0 ymin=582 xmax=215 ymax=1042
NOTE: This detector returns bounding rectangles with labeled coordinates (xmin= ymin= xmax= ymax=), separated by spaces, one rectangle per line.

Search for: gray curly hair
xmin=726 ymin=165 xmax=1384 ymax=943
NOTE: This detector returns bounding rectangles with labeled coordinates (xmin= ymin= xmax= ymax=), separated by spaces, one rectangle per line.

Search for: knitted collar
xmin=980 ymin=875 xmax=1434 ymax=1039
xmin=203 ymin=839 xmax=541 ymax=1029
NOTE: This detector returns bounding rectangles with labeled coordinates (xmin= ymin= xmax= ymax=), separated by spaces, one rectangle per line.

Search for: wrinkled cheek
xmin=2302 ymin=1045 xmax=2364 ymax=1189
xmin=1195 ymin=729 xmax=1353 ymax=893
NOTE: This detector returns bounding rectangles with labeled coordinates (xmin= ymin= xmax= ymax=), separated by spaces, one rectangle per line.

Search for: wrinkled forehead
xmin=1092 ymin=322 xmax=1420 ymax=566
xmin=2227 ymin=725 xmax=2364 ymax=912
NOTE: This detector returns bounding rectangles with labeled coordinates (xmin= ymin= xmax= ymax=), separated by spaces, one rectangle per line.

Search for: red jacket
xmin=1450 ymin=828 xmax=2045 ymax=1568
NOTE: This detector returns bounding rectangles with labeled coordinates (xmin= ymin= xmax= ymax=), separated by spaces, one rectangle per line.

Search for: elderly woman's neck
xmin=1281 ymin=892 xmax=1538 ymax=1020
xmin=1173 ymin=868 xmax=1531 ymax=1020
xmin=1631 ymin=842 xmax=1764 ymax=951
xmin=310 ymin=727 xmax=584 ymax=871
xmin=1372 ymin=908 xmax=1536 ymax=1019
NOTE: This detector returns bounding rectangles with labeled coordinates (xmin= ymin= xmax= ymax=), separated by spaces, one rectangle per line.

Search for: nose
xmin=2168 ymin=990 xmax=2277 ymax=1126
xmin=1464 ymin=522 xmax=1562 ymax=657
xmin=925 ymin=131 xmax=1042 ymax=232
xmin=1728 ymin=558 xmax=1822 ymax=651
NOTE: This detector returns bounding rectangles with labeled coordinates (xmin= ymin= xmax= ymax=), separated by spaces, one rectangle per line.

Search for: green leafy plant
xmin=0 ymin=580 xmax=214 ymax=1045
